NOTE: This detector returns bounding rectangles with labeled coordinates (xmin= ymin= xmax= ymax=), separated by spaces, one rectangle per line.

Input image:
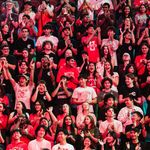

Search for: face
xmin=41 ymin=119 xmax=49 ymax=127
xmin=124 ymin=18 xmax=131 ymax=26
xmin=107 ymin=30 xmax=115 ymax=37
xmin=12 ymin=131 xmax=21 ymax=140
xmin=124 ymin=6 xmax=130 ymax=15
xmin=140 ymin=5 xmax=146 ymax=13
xmin=37 ymin=127 xmax=45 ymax=138
xmin=63 ymin=29 xmax=70 ymax=36
xmin=22 ymin=50 xmax=29 ymax=58
xmin=123 ymin=54 xmax=130 ymax=61
xmin=44 ymin=42 xmax=52 ymax=50
xmin=38 ymin=83 xmax=45 ymax=93
xmin=106 ymin=98 xmax=114 ymax=107
xmin=131 ymin=113 xmax=140 ymax=122
xmin=88 ymin=63 xmax=95 ymax=72
xmin=106 ymin=108 xmax=114 ymax=117
xmin=57 ymin=131 xmax=66 ymax=142
xmin=67 ymin=59 xmax=75 ymax=67
xmin=35 ymin=102 xmax=42 ymax=111
xmin=125 ymin=76 xmax=133 ymax=86
xmin=43 ymin=29 xmax=51 ymax=36
xmin=141 ymin=45 xmax=149 ymax=54
xmin=20 ymin=62 xmax=28 ymax=71
xmin=84 ymin=137 xmax=91 ymax=147
xmin=62 ymin=104 xmax=69 ymax=113
xmin=65 ymin=116 xmax=72 ymax=126
xmin=128 ymin=66 xmax=134 ymax=73
xmin=103 ymin=5 xmax=109 ymax=12
xmin=22 ymin=29 xmax=29 ymax=38
xmin=147 ymin=62 xmax=150 ymax=71
xmin=125 ymin=97 xmax=133 ymax=107
xmin=103 ymin=46 xmax=109 ymax=55
xmin=104 ymin=62 xmax=111 ymax=70
xmin=106 ymin=133 xmax=114 ymax=143
xmin=87 ymin=27 xmax=94 ymax=34
xmin=130 ymin=131 xmax=139 ymax=140
xmin=6 ymin=2 xmax=14 ymax=10
xmin=2 ymin=46 xmax=10 ymax=56
xmin=65 ymin=49 xmax=72 ymax=58
xmin=16 ymin=102 xmax=23 ymax=110
xmin=24 ymin=4 xmax=32 ymax=10
xmin=19 ymin=76 xmax=27 ymax=86
xmin=0 ymin=103 xmax=4 ymax=112
xmin=82 ymin=102 xmax=89 ymax=110
xmin=2 ymin=25 xmax=9 ymax=32
xmin=84 ymin=116 xmax=91 ymax=125
xmin=104 ymin=80 xmax=111 ymax=89
xmin=79 ymin=78 xmax=87 ymax=87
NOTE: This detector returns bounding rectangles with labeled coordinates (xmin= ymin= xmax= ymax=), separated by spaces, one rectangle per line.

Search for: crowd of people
xmin=0 ymin=0 xmax=150 ymax=149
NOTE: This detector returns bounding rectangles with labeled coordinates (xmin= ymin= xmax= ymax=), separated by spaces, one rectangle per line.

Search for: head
xmin=1 ymin=24 xmax=9 ymax=33
xmin=22 ymin=48 xmax=29 ymax=58
xmin=62 ymin=104 xmax=71 ymax=115
xmin=11 ymin=129 xmax=22 ymax=141
xmin=84 ymin=115 xmax=95 ymax=128
xmin=88 ymin=62 xmax=96 ymax=73
xmin=62 ymin=27 xmax=70 ymax=36
xmin=102 ymin=3 xmax=110 ymax=12
xmin=122 ymin=52 xmax=131 ymax=62
xmin=139 ymin=4 xmax=147 ymax=13
xmin=106 ymin=131 xmax=117 ymax=144
xmin=63 ymin=115 xmax=74 ymax=127
xmin=126 ymin=64 xmax=136 ymax=74
xmin=43 ymin=24 xmax=52 ymax=36
xmin=104 ymin=61 xmax=113 ymax=72
xmin=66 ymin=56 xmax=75 ymax=68
xmin=101 ymin=77 xmax=113 ymax=90
xmin=83 ymin=136 xmax=92 ymax=148
xmin=1 ymin=44 xmax=10 ymax=56
xmin=64 ymin=49 xmax=73 ymax=58
xmin=18 ymin=74 xmax=29 ymax=86
xmin=56 ymin=129 xmax=67 ymax=143
xmin=34 ymin=100 xmax=45 ymax=113
xmin=42 ymin=40 xmax=53 ymax=51
xmin=104 ymin=93 xmax=115 ymax=107
xmin=105 ymin=107 xmax=115 ymax=118
xmin=23 ymin=1 xmax=32 ymax=11
xmin=82 ymin=102 xmax=90 ymax=111
xmin=21 ymin=27 xmax=29 ymax=38
xmin=131 ymin=111 xmax=143 ymax=122
xmin=40 ymin=117 xmax=50 ymax=128
xmin=18 ymin=61 xmax=28 ymax=72
xmin=5 ymin=0 xmax=14 ymax=10
xmin=124 ymin=95 xmax=134 ymax=108
xmin=86 ymin=24 xmax=95 ymax=34
xmin=125 ymin=73 xmax=135 ymax=87
xmin=16 ymin=101 xmax=27 ymax=112
xmin=78 ymin=74 xmax=88 ymax=87
xmin=140 ymin=42 xmax=149 ymax=55
xmin=22 ymin=14 xmax=30 ymax=24
xmin=107 ymin=26 xmax=116 ymax=38
xmin=101 ymin=45 xmax=110 ymax=57
xmin=37 ymin=80 xmax=47 ymax=93
xmin=123 ymin=5 xmax=131 ymax=16
xmin=35 ymin=125 xmax=47 ymax=138
xmin=130 ymin=128 xmax=140 ymax=141
xmin=0 ymin=102 xmax=6 ymax=113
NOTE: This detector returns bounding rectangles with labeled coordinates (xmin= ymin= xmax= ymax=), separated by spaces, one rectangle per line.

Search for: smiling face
xmin=37 ymin=127 xmax=46 ymax=138
xmin=64 ymin=116 xmax=72 ymax=126
xmin=84 ymin=137 xmax=91 ymax=148
xmin=35 ymin=101 xmax=42 ymax=112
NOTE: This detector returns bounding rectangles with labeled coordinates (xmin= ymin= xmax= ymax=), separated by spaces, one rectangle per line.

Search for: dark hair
xmin=84 ymin=115 xmax=95 ymax=130
xmin=42 ymin=40 xmax=53 ymax=49
xmin=0 ymin=102 xmax=7 ymax=115
xmin=104 ymin=61 xmax=114 ymax=77
xmin=101 ymin=77 xmax=113 ymax=89
xmin=122 ymin=5 xmax=132 ymax=19
xmin=100 ymin=45 xmax=111 ymax=62
xmin=32 ymin=100 xmax=46 ymax=114
xmin=125 ymin=64 xmax=137 ymax=75
xmin=0 ymin=84 xmax=6 ymax=97
xmin=103 ymin=3 xmax=110 ymax=8
xmin=131 ymin=111 xmax=143 ymax=119
xmin=38 ymin=80 xmax=46 ymax=85
xmin=22 ymin=14 xmax=30 ymax=20
xmin=66 ymin=56 xmax=74 ymax=62
xmin=86 ymin=62 xmax=97 ymax=78
xmin=140 ymin=42 xmax=150 ymax=59
xmin=21 ymin=27 xmax=29 ymax=32
xmin=35 ymin=125 xmax=47 ymax=136
xmin=78 ymin=73 xmax=88 ymax=80
xmin=62 ymin=115 xmax=76 ymax=136
xmin=104 ymin=93 xmax=115 ymax=104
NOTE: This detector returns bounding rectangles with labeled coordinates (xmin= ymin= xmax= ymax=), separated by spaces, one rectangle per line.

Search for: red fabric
xmin=0 ymin=114 xmax=8 ymax=129
xmin=0 ymin=95 xmax=9 ymax=106
xmin=6 ymin=141 xmax=28 ymax=150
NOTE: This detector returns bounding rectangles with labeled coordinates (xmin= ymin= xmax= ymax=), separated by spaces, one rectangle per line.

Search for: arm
xmin=31 ymin=86 xmax=39 ymax=102
xmin=29 ymin=60 xmax=35 ymax=86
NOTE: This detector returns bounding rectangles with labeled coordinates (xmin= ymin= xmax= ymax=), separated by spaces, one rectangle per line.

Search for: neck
xmin=22 ymin=37 xmax=28 ymax=41
xmin=13 ymin=139 xmax=20 ymax=144
xmin=132 ymin=139 xmax=139 ymax=144
xmin=36 ymin=137 xmax=43 ymax=141
xmin=83 ymin=110 xmax=89 ymax=115
xmin=107 ymin=117 xmax=113 ymax=122
xmin=60 ymin=140 xmax=66 ymax=145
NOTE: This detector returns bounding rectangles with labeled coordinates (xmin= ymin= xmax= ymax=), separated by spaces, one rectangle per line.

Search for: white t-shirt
xmin=36 ymin=35 xmax=58 ymax=48
xmin=72 ymin=86 xmax=97 ymax=114
xmin=14 ymin=83 xmax=34 ymax=109
xmin=99 ymin=119 xmax=123 ymax=134
xmin=28 ymin=139 xmax=51 ymax=150
xmin=52 ymin=143 xmax=74 ymax=150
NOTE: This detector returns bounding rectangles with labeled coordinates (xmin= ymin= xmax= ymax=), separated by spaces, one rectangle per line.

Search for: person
xmin=6 ymin=128 xmax=28 ymax=150
xmin=28 ymin=125 xmax=51 ymax=150
xmin=13 ymin=27 xmax=35 ymax=59
xmin=36 ymin=0 xmax=54 ymax=36
xmin=76 ymin=102 xmax=97 ymax=129
xmin=56 ymin=56 xmax=79 ymax=90
xmin=101 ymin=26 xmax=119 ymax=68
xmin=117 ymin=95 xmax=143 ymax=132
xmin=81 ymin=24 xmax=101 ymax=63
xmin=31 ymin=80 xmax=52 ymax=108
xmin=97 ymin=2 xmax=115 ymax=39
xmin=36 ymin=24 xmax=59 ymax=52
xmin=0 ymin=102 xmax=8 ymax=149
xmin=71 ymin=74 xmax=97 ymax=114
xmin=52 ymin=129 xmax=75 ymax=150
xmin=97 ymin=77 xmax=118 ymax=108
xmin=62 ymin=115 xmax=77 ymax=146
xmin=57 ymin=104 xmax=75 ymax=128
xmin=82 ymin=136 xmax=94 ymax=150
xmin=118 ymin=73 xmax=142 ymax=107
xmin=99 ymin=107 xmax=123 ymax=139
xmin=3 ymin=60 xmax=35 ymax=110
xmin=123 ymin=128 xmax=146 ymax=150
xmin=51 ymin=75 xmax=72 ymax=116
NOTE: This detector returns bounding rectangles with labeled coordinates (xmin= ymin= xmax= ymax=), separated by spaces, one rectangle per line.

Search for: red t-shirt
xmin=82 ymin=36 xmax=100 ymax=63
xmin=0 ymin=114 xmax=8 ymax=130
xmin=6 ymin=141 xmax=28 ymax=150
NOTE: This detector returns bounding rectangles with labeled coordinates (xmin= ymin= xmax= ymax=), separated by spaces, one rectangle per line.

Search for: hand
xmin=96 ymin=27 xmax=101 ymax=33
xmin=30 ymin=59 xmax=35 ymax=70
xmin=47 ymin=107 xmax=53 ymax=113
